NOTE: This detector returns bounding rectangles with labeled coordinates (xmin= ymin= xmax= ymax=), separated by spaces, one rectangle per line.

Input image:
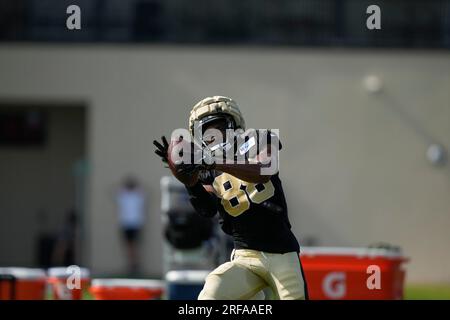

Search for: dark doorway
xmin=0 ymin=104 xmax=87 ymax=268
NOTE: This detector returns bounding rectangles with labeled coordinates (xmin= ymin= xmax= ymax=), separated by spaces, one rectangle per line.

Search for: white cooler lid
xmin=91 ymin=278 xmax=165 ymax=288
xmin=0 ymin=267 xmax=46 ymax=279
xmin=48 ymin=267 xmax=90 ymax=278
xmin=300 ymin=247 xmax=405 ymax=259
xmin=165 ymin=270 xmax=210 ymax=284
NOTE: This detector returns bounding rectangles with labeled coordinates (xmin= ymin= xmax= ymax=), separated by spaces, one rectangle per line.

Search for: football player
xmin=154 ymin=96 xmax=308 ymax=300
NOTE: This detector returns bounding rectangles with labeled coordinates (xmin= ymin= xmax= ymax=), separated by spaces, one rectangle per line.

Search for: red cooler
xmin=300 ymin=247 xmax=408 ymax=300
xmin=0 ymin=268 xmax=46 ymax=300
xmin=47 ymin=267 xmax=90 ymax=300
xmin=90 ymin=279 xmax=165 ymax=300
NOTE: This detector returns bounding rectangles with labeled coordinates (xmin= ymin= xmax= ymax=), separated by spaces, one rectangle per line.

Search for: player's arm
xmin=214 ymin=132 xmax=280 ymax=184
xmin=186 ymin=183 xmax=218 ymax=218
xmin=214 ymin=162 xmax=271 ymax=184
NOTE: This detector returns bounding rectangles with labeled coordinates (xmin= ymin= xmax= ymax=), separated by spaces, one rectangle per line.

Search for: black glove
xmin=153 ymin=135 xmax=216 ymax=172
xmin=175 ymin=163 xmax=203 ymax=176
xmin=175 ymin=151 xmax=216 ymax=175
xmin=153 ymin=136 xmax=169 ymax=166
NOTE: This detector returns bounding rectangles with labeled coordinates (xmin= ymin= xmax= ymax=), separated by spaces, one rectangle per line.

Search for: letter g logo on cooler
xmin=322 ymin=272 xmax=346 ymax=299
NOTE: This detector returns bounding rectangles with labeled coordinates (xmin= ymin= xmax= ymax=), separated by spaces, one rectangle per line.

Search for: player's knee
xmin=198 ymin=287 xmax=215 ymax=300
xmin=248 ymin=289 xmax=266 ymax=300
xmin=198 ymin=274 xmax=228 ymax=300
xmin=277 ymin=283 xmax=307 ymax=300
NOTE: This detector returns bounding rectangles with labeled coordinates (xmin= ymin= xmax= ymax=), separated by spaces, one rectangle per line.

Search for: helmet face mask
xmin=199 ymin=114 xmax=236 ymax=134
xmin=194 ymin=114 xmax=236 ymax=158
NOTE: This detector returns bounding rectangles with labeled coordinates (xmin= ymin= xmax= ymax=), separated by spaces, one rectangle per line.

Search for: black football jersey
xmin=197 ymin=169 xmax=300 ymax=253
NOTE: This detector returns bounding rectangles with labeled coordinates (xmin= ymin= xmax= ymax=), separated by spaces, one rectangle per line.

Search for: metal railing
xmin=0 ymin=0 xmax=449 ymax=48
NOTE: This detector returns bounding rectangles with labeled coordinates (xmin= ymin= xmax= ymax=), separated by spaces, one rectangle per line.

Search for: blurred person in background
xmin=35 ymin=209 xmax=56 ymax=268
xmin=52 ymin=209 xmax=78 ymax=266
xmin=115 ymin=175 xmax=147 ymax=276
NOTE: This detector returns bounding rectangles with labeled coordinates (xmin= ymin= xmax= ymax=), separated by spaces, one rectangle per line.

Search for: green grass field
xmin=404 ymin=284 xmax=450 ymax=300
xmin=78 ymin=284 xmax=450 ymax=300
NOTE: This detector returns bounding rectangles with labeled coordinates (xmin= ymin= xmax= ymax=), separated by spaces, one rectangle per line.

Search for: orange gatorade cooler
xmin=0 ymin=268 xmax=46 ymax=300
xmin=300 ymin=247 xmax=408 ymax=300
xmin=90 ymin=279 xmax=165 ymax=300
xmin=47 ymin=267 xmax=90 ymax=300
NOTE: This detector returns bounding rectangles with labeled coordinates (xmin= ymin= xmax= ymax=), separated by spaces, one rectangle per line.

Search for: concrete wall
xmin=0 ymin=45 xmax=449 ymax=282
